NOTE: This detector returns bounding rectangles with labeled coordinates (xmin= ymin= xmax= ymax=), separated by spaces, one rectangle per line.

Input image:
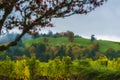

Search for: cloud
xmin=96 ymin=35 xmax=120 ymax=42
xmin=50 ymin=0 xmax=120 ymax=42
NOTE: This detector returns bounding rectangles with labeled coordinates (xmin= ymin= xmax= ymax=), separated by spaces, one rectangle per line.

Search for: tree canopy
xmin=0 ymin=0 xmax=107 ymax=51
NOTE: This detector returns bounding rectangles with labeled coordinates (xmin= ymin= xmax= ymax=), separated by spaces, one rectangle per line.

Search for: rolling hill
xmin=24 ymin=36 xmax=120 ymax=52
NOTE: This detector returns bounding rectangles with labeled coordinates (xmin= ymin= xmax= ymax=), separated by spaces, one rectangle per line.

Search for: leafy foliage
xmin=0 ymin=56 xmax=120 ymax=80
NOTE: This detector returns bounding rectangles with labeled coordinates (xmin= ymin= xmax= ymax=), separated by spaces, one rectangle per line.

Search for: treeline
xmin=0 ymin=56 xmax=120 ymax=80
xmin=0 ymin=30 xmax=79 ymax=44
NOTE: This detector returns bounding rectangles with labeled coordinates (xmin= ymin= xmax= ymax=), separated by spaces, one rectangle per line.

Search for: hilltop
xmin=24 ymin=36 xmax=120 ymax=53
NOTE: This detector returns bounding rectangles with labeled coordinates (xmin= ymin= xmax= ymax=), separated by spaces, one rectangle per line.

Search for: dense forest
xmin=0 ymin=32 xmax=120 ymax=80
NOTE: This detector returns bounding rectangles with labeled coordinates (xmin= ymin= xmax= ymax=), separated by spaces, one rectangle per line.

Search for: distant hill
xmin=24 ymin=36 xmax=120 ymax=53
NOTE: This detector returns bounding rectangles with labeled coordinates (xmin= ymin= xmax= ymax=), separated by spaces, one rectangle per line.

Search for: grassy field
xmin=24 ymin=37 xmax=120 ymax=52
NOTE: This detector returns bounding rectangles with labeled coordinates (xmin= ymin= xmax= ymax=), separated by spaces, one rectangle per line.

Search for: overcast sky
xmin=41 ymin=0 xmax=120 ymax=42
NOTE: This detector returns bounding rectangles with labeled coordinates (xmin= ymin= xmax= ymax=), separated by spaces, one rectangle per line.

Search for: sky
xmin=41 ymin=0 xmax=120 ymax=42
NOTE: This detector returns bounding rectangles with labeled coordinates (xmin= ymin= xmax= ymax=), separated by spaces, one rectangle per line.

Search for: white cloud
xmin=96 ymin=35 xmax=120 ymax=42
xmin=50 ymin=0 xmax=120 ymax=42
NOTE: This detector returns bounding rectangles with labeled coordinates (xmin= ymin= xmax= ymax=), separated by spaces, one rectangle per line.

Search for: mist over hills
xmin=0 ymin=32 xmax=32 ymax=44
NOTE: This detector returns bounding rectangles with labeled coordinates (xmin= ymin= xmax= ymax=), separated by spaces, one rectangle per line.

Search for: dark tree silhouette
xmin=0 ymin=0 xmax=107 ymax=51
xmin=91 ymin=34 xmax=96 ymax=42
xmin=67 ymin=31 xmax=74 ymax=42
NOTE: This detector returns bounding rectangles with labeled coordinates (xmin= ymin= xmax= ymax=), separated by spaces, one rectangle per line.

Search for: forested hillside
xmin=1 ymin=34 xmax=120 ymax=80
xmin=1 ymin=35 xmax=120 ymax=61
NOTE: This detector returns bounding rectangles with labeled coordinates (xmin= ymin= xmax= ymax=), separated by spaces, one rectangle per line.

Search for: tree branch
xmin=0 ymin=0 xmax=18 ymax=33
xmin=0 ymin=29 xmax=27 ymax=51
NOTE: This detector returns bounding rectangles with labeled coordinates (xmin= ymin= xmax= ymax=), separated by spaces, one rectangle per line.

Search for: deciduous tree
xmin=0 ymin=0 xmax=107 ymax=51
